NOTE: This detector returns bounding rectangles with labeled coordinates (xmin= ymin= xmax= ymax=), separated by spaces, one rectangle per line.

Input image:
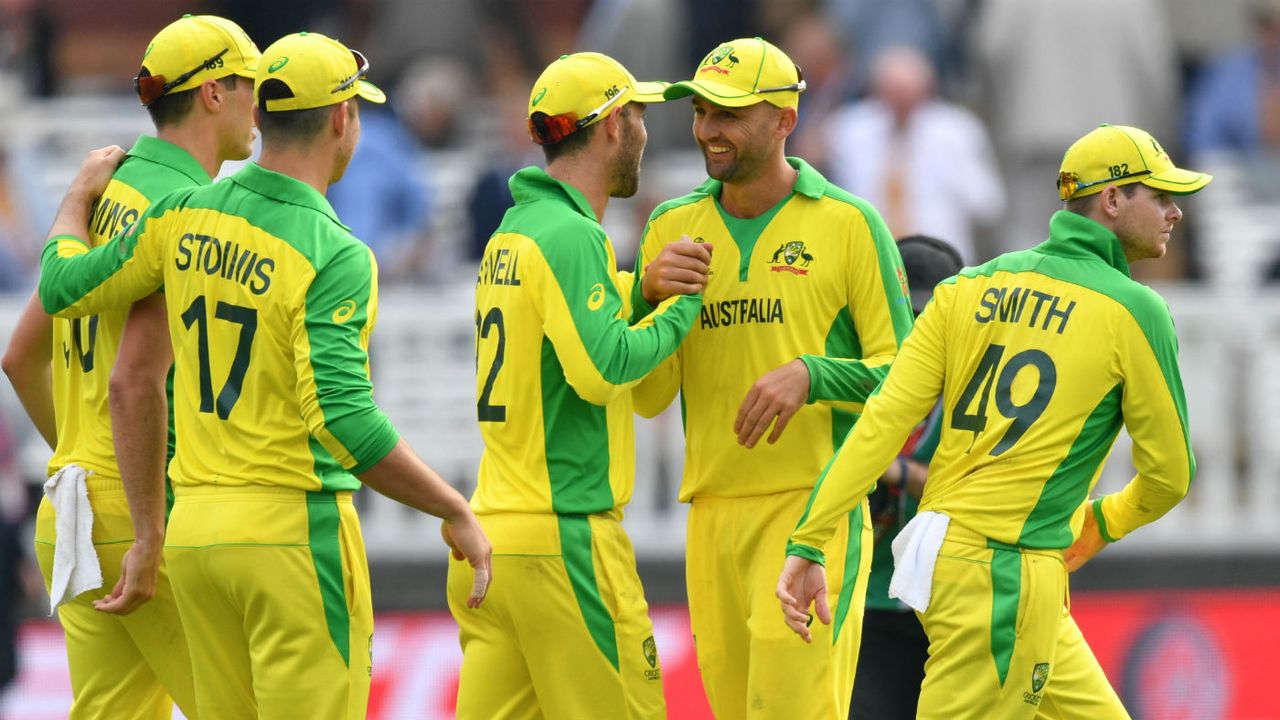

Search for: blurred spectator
xmin=326 ymin=106 xmax=433 ymax=284
xmin=0 ymin=0 xmax=56 ymax=96
xmin=397 ymin=56 xmax=475 ymax=150
xmin=826 ymin=0 xmax=946 ymax=95
xmin=464 ymin=86 xmax=540 ymax=262
xmin=824 ymin=46 xmax=1002 ymax=262
xmin=780 ymin=13 xmax=854 ymax=170
xmin=973 ymin=0 xmax=1179 ymax=259
xmin=0 ymin=151 xmax=35 ymax=290
xmin=577 ymin=0 xmax=689 ymax=152
xmin=1185 ymin=0 xmax=1280 ymax=160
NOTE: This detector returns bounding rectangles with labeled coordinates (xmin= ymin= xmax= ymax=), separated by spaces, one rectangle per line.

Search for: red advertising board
xmin=4 ymin=590 xmax=1279 ymax=719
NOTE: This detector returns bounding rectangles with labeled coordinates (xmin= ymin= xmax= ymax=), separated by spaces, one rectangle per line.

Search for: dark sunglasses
xmin=134 ymin=48 xmax=229 ymax=106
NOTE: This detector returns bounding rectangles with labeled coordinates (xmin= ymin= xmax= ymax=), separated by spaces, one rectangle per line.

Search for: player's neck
xmin=258 ymin=147 xmax=336 ymax=195
xmin=157 ymin=123 xmax=222 ymax=179
xmin=717 ymin=155 xmax=796 ymax=219
xmin=546 ymin=160 xmax=610 ymax=223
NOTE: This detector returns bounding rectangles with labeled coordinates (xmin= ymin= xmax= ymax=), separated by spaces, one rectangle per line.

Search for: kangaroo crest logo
xmin=1031 ymin=663 xmax=1050 ymax=694
xmin=642 ymin=636 xmax=657 ymax=669
xmin=769 ymin=241 xmax=814 ymax=276
xmin=699 ymin=45 xmax=739 ymax=75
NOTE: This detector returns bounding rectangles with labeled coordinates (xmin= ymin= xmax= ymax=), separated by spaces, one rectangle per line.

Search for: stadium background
xmin=1 ymin=1 xmax=1279 ymax=718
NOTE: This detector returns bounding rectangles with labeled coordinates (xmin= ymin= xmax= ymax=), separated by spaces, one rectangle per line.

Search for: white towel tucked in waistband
xmin=888 ymin=510 xmax=950 ymax=613
xmin=44 ymin=464 xmax=102 ymax=614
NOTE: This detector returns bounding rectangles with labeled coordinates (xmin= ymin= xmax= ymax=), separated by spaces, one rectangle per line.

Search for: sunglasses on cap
xmin=528 ymin=84 xmax=630 ymax=145
xmin=1057 ymin=168 xmax=1153 ymax=201
xmin=134 ymin=48 xmax=230 ymax=107
xmin=755 ymin=65 xmax=806 ymax=95
xmin=332 ymin=49 xmax=370 ymax=95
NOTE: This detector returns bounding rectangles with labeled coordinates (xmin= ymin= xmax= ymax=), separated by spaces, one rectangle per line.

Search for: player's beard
xmin=609 ymin=118 xmax=644 ymax=199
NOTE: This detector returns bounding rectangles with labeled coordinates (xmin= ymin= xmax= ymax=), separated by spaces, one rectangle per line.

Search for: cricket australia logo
xmin=642 ymin=636 xmax=661 ymax=680
xmin=769 ymin=241 xmax=814 ymax=275
xmin=699 ymin=45 xmax=739 ymax=75
xmin=1032 ymin=662 xmax=1050 ymax=693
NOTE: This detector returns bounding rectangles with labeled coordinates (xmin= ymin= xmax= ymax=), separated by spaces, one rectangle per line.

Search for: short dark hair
xmin=256 ymin=78 xmax=355 ymax=144
xmin=1065 ymin=182 xmax=1139 ymax=215
xmin=144 ymin=74 xmax=239 ymax=129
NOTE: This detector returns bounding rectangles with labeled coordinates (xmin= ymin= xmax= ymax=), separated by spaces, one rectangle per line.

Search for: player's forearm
xmin=800 ymin=354 xmax=893 ymax=404
xmin=562 ymin=293 xmax=700 ymax=405
xmin=358 ymin=440 xmax=473 ymax=522
xmin=2 ymin=292 xmax=57 ymax=448
xmin=109 ymin=370 xmax=169 ymax=546
xmin=1092 ymin=473 xmax=1191 ymax=542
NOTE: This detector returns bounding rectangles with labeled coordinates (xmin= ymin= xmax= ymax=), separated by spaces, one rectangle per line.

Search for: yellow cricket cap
xmin=135 ymin=14 xmax=260 ymax=106
xmin=1057 ymin=124 xmax=1212 ymax=201
xmin=256 ymin=32 xmax=386 ymax=112
xmin=664 ymin=37 xmax=805 ymax=109
xmin=526 ymin=52 xmax=669 ymax=145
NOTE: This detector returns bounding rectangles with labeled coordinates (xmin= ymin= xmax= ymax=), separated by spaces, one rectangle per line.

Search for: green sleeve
xmin=38 ymin=203 xmax=170 ymax=317
xmin=298 ymin=243 xmax=399 ymax=474
xmin=802 ymin=202 xmax=913 ymax=404
xmin=535 ymin=222 xmax=700 ymax=406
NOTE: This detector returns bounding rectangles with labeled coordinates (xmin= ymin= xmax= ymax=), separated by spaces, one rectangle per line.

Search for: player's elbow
xmin=1 ymin=344 xmax=39 ymax=386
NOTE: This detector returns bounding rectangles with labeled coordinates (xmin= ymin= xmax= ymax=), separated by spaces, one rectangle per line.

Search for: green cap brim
xmin=355 ymin=79 xmax=386 ymax=104
xmin=1144 ymin=167 xmax=1212 ymax=195
xmin=633 ymin=80 xmax=670 ymax=103
xmin=663 ymin=79 xmax=762 ymax=107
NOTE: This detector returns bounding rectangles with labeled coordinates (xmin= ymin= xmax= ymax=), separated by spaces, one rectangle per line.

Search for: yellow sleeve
xmin=1092 ymin=302 xmax=1193 ymax=542
xmin=787 ymin=289 xmax=948 ymax=563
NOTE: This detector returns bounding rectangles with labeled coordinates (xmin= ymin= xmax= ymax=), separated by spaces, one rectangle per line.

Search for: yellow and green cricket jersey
xmin=789 ymin=211 xmax=1194 ymax=562
xmin=48 ymin=135 xmax=209 ymax=481
xmin=473 ymin=167 xmax=700 ymax=516
xmin=38 ymin=163 xmax=398 ymax=492
xmin=631 ymin=158 xmax=914 ymax=501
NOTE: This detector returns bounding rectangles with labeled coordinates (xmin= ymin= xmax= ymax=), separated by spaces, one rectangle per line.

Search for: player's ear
xmin=1098 ymin=185 xmax=1121 ymax=219
xmin=198 ymin=79 xmax=222 ymax=112
xmin=775 ymin=106 xmax=798 ymax=139
xmin=331 ymin=100 xmax=350 ymax=137
xmin=601 ymin=106 xmax=624 ymax=143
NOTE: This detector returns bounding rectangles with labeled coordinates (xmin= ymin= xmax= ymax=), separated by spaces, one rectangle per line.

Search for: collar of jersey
xmin=126 ymin=135 xmax=213 ymax=187
xmin=230 ymin=163 xmax=348 ymax=230
xmin=509 ymin=166 xmax=598 ymax=222
xmin=693 ymin=156 xmax=827 ymax=202
xmin=1040 ymin=210 xmax=1131 ymax=278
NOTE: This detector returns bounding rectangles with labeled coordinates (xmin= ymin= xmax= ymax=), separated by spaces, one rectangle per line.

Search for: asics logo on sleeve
xmin=587 ymin=283 xmax=606 ymax=310
xmin=333 ymin=299 xmax=358 ymax=323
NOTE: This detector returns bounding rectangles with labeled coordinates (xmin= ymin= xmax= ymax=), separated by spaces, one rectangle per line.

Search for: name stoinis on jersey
xmin=477 ymin=247 xmax=521 ymax=287
xmin=175 ymin=233 xmax=275 ymax=295
xmin=974 ymin=286 xmax=1076 ymax=334
xmin=699 ymin=297 xmax=784 ymax=330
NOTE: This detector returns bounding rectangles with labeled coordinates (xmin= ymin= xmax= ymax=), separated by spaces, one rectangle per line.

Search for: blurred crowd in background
xmin=1 ymin=0 xmax=1279 ymax=289
xmin=0 ymin=0 xmax=1277 ymax=703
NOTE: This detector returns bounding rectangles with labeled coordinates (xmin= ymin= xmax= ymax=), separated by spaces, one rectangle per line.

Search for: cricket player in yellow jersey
xmin=35 ymin=33 xmax=491 ymax=719
xmin=2 ymin=15 xmax=259 ymax=719
xmin=632 ymin=37 xmax=914 ymax=718
xmin=448 ymin=52 xmax=709 ymax=719
xmin=779 ymin=124 xmax=1208 ymax=719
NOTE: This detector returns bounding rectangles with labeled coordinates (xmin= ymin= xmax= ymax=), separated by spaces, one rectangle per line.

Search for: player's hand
xmin=442 ymin=515 xmax=492 ymax=608
xmin=68 ymin=145 xmax=127 ymax=204
xmin=641 ymin=235 xmax=713 ymax=305
xmin=734 ymin=359 xmax=811 ymax=448
xmin=776 ymin=555 xmax=830 ymax=643
xmin=92 ymin=540 xmax=161 ymax=615
xmin=1064 ymin=506 xmax=1108 ymax=572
